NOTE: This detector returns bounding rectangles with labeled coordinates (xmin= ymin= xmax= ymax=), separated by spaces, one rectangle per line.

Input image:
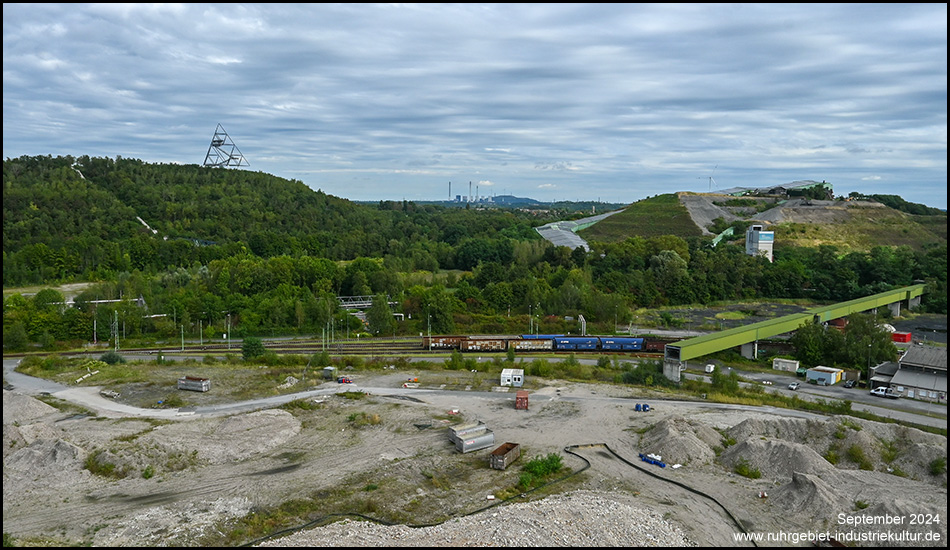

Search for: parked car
xmin=870 ymin=387 xmax=899 ymax=398
xmin=843 ymin=379 xmax=857 ymax=388
xmin=787 ymin=381 xmax=800 ymax=391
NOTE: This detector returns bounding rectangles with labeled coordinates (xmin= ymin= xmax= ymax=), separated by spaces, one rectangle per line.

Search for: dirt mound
xmin=726 ymin=415 xmax=829 ymax=444
xmin=726 ymin=415 xmax=947 ymax=483
xmin=2 ymin=389 xmax=57 ymax=425
xmin=637 ymin=415 xmax=723 ymax=466
xmin=720 ymin=438 xmax=839 ymax=481
xmin=5 ymin=438 xmax=86 ymax=472
xmin=770 ymin=471 xmax=849 ymax=513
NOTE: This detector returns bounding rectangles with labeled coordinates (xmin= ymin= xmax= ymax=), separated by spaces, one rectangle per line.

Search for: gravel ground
xmin=257 ymin=491 xmax=693 ymax=547
xmin=4 ymin=370 xmax=947 ymax=547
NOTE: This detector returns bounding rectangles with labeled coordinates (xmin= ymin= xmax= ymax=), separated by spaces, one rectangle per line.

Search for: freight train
xmin=423 ymin=334 xmax=673 ymax=353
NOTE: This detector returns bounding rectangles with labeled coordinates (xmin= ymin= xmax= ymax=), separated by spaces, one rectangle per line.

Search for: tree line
xmin=3 ymin=155 xmax=947 ymax=365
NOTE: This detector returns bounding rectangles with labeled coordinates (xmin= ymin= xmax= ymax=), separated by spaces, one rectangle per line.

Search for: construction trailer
xmin=489 ymin=442 xmax=521 ymax=470
xmin=177 ymin=376 xmax=210 ymax=392
xmin=772 ymin=358 xmax=800 ymax=373
xmin=456 ymin=429 xmax=495 ymax=453
xmin=500 ymin=368 xmax=524 ymax=387
xmin=806 ymin=366 xmax=844 ymax=386
xmin=515 ymin=390 xmax=529 ymax=410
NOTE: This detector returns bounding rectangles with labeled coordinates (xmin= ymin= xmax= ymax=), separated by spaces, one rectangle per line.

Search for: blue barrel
xmin=635 ymin=403 xmax=642 ymax=412
xmin=643 ymin=404 xmax=650 ymax=412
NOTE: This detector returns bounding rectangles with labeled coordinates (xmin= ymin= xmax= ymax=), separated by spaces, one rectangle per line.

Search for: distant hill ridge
xmin=579 ymin=192 xmax=946 ymax=252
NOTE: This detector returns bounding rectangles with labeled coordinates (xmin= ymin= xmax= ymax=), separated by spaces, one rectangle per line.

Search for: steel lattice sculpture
xmin=203 ymin=123 xmax=249 ymax=167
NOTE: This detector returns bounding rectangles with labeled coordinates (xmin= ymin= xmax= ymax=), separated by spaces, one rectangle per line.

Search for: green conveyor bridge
xmin=664 ymin=284 xmax=926 ymax=366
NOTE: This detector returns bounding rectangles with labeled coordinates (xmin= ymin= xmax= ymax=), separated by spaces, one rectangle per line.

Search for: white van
xmin=870 ymin=387 xmax=899 ymax=399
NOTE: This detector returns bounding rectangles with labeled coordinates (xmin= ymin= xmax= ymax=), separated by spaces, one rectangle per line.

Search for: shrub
xmin=524 ymin=453 xmax=563 ymax=477
xmin=99 ymin=351 xmax=126 ymax=365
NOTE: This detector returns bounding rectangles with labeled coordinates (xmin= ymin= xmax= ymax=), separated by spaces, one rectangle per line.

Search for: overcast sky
xmin=3 ymin=4 xmax=947 ymax=208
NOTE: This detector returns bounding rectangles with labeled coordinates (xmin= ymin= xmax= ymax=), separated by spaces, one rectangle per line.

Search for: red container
xmin=515 ymin=390 xmax=529 ymax=410
xmin=891 ymin=332 xmax=912 ymax=343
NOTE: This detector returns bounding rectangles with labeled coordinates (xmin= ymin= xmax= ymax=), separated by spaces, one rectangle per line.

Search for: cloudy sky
xmin=3 ymin=4 xmax=947 ymax=208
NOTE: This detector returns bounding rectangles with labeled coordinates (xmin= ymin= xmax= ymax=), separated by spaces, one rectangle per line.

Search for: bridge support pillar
xmin=888 ymin=302 xmax=901 ymax=317
xmin=741 ymin=341 xmax=758 ymax=360
xmin=662 ymin=359 xmax=682 ymax=383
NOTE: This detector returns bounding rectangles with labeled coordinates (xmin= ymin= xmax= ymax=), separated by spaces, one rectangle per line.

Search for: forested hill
xmin=2 ymin=155 xmax=543 ymax=285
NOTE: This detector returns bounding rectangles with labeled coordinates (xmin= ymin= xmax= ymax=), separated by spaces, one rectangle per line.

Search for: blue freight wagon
xmin=600 ymin=337 xmax=645 ymax=351
xmin=554 ymin=336 xmax=600 ymax=350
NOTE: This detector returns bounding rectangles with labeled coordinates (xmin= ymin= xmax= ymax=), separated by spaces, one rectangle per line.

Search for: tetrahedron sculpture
xmin=203 ymin=124 xmax=249 ymax=167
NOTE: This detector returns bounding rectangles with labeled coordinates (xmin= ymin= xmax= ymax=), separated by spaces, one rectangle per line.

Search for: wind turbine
xmin=699 ymin=165 xmax=718 ymax=192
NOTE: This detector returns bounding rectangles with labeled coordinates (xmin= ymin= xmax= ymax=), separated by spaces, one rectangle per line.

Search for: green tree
xmin=242 ymin=336 xmax=266 ymax=361
xmin=366 ymin=294 xmax=395 ymax=336
xmin=3 ymin=321 xmax=29 ymax=351
xmin=790 ymin=321 xmax=826 ymax=367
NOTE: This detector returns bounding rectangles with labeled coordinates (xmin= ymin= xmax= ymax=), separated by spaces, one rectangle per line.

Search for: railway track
xmin=5 ymin=337 xmax=667 ymax=359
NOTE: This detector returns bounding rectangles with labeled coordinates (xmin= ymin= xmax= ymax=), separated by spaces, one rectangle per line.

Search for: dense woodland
xmin=3 ymin=155 xmax=947 ymax=364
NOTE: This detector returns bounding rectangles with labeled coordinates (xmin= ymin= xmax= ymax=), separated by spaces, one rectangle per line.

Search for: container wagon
xmin=424 ymin=335 xmax=467 ymax=349
xmin=509 ymin=338 xmax=554 ymax=351
xmin=461 ymin=337 xmax=508 ymax=352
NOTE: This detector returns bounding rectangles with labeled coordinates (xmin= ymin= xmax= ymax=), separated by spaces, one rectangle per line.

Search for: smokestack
xmin=469 ymin=181 xmax=472 ymax=203
xmin=449 ymin=181 xmax=451 ymax=200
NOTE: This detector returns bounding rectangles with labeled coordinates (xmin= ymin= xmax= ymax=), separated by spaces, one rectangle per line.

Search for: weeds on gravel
xmin=824 ymin=445 xmax=840 ymax=465
xmin=733 ymin=458 xmax=761 ymax=479
xmin=846 ymin=445 xmax=874 ymax=470
xmin=347 ymin=412 xmax=381 ymax=428
xmin=84 ymin=450 xmax=126 ymax=479
xmin=929 ymin=457 xmax=947 ymax=476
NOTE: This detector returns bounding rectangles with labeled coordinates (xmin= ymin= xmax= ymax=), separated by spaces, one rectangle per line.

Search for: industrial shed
xmin=890 ymin=346 xmax=947 ymax=402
